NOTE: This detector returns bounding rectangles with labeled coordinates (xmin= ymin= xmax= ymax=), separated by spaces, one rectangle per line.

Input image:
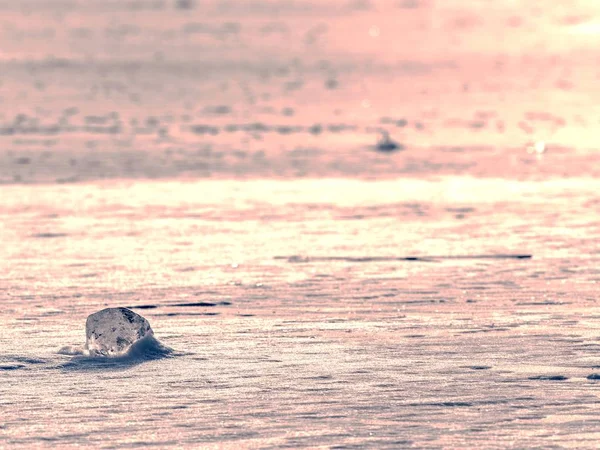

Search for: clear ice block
xmin=85 ymin=307 xmax=154 ymax=357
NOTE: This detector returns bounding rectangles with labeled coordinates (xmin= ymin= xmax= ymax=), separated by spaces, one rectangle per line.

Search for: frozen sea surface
xmin=3 ymin=0 xmax=600 ymax=447
xmin=2 ymin=178 xmax=600 ymax=448
xmin=4 ymin=0 xmax=600 ymax=182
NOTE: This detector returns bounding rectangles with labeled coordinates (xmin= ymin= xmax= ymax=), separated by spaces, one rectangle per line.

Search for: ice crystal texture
xmin=85 ymin=307 xmax=153 ymax=356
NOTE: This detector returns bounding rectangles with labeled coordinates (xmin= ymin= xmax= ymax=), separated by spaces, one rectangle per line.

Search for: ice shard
xmin=85 ymin=307 xmax=154 ymax=356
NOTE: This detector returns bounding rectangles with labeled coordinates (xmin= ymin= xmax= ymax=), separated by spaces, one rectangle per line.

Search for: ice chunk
xmin=375 ymin=130 xmax=403 ymax=152
xmin=85 ymin=307 xmax=153 ymax=357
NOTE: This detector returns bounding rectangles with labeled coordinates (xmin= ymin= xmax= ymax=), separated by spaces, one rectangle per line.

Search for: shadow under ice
xmin=59 ymin=336 xmax=175 ymax=372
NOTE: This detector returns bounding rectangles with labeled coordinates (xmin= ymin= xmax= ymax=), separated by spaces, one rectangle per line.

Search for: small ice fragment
xmin=85 ymin=307 xmax=153 ymax=357
xmin=375 ymin=130 xmax=403 ymax=152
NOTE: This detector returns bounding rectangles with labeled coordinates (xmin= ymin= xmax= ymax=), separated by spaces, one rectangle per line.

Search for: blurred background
xmin=2 ymin=0 xmax=600 ymax=182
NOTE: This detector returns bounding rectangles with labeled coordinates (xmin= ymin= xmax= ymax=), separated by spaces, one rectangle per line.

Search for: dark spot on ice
xmin=32 ymin=232 xmax=68 ymax=238
xmin=375 ymin=131 xmax=402 ymax=152
xmin=282 ymin=255 xmax=310 ymax=263
xmin=276 ymin=125 xmax=300 ymax=135
xmin=190 ymin=124 xmax=219 ymax=135
xmin=468 ymin=365 xmax=491 ymax=370
xmin=127 ymin=304 xmax=158 ymax=309
xmin=173 ymin=302 xmax=217 ymax=307
xmin=159 ymin=312 xmax=220 ymax=317
xmin=528 ymin=375 xmax=568 ymax=381
xmin=306 ymin=374 xmax=333 ymax=380
xmin=203 ymin=105 xmax=230 ymax=115
xmin=11 ymin=356 xmax=46 ymax=364
xmin=175 ymin=0 xmax=194 ymax=10
xmin=446 ymin=207 xmax=475 ymax=214
xmin=586 ymin=373 xmax=600 ymax=380
xmin=469 ymin=120 xmax=486 ymax=129
xmin=433 ymin=402 xmax=473 ymax=407
xmin=325 ymin=78 xmax=338 ymax=89
xmin=308 ymin=124 xmax=323 ymax=135
xmin=120 ymin=308 xmax=137 ymax=323
xmin=172 ymin=301 xmax=232 ymax=307
xmin=15 ymin=157 xmax=31 ymax=164
xmin=0 ymin=364 xmax=25 ymax=370
xmin=328 ymin=124 xmax=356 ymax=133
